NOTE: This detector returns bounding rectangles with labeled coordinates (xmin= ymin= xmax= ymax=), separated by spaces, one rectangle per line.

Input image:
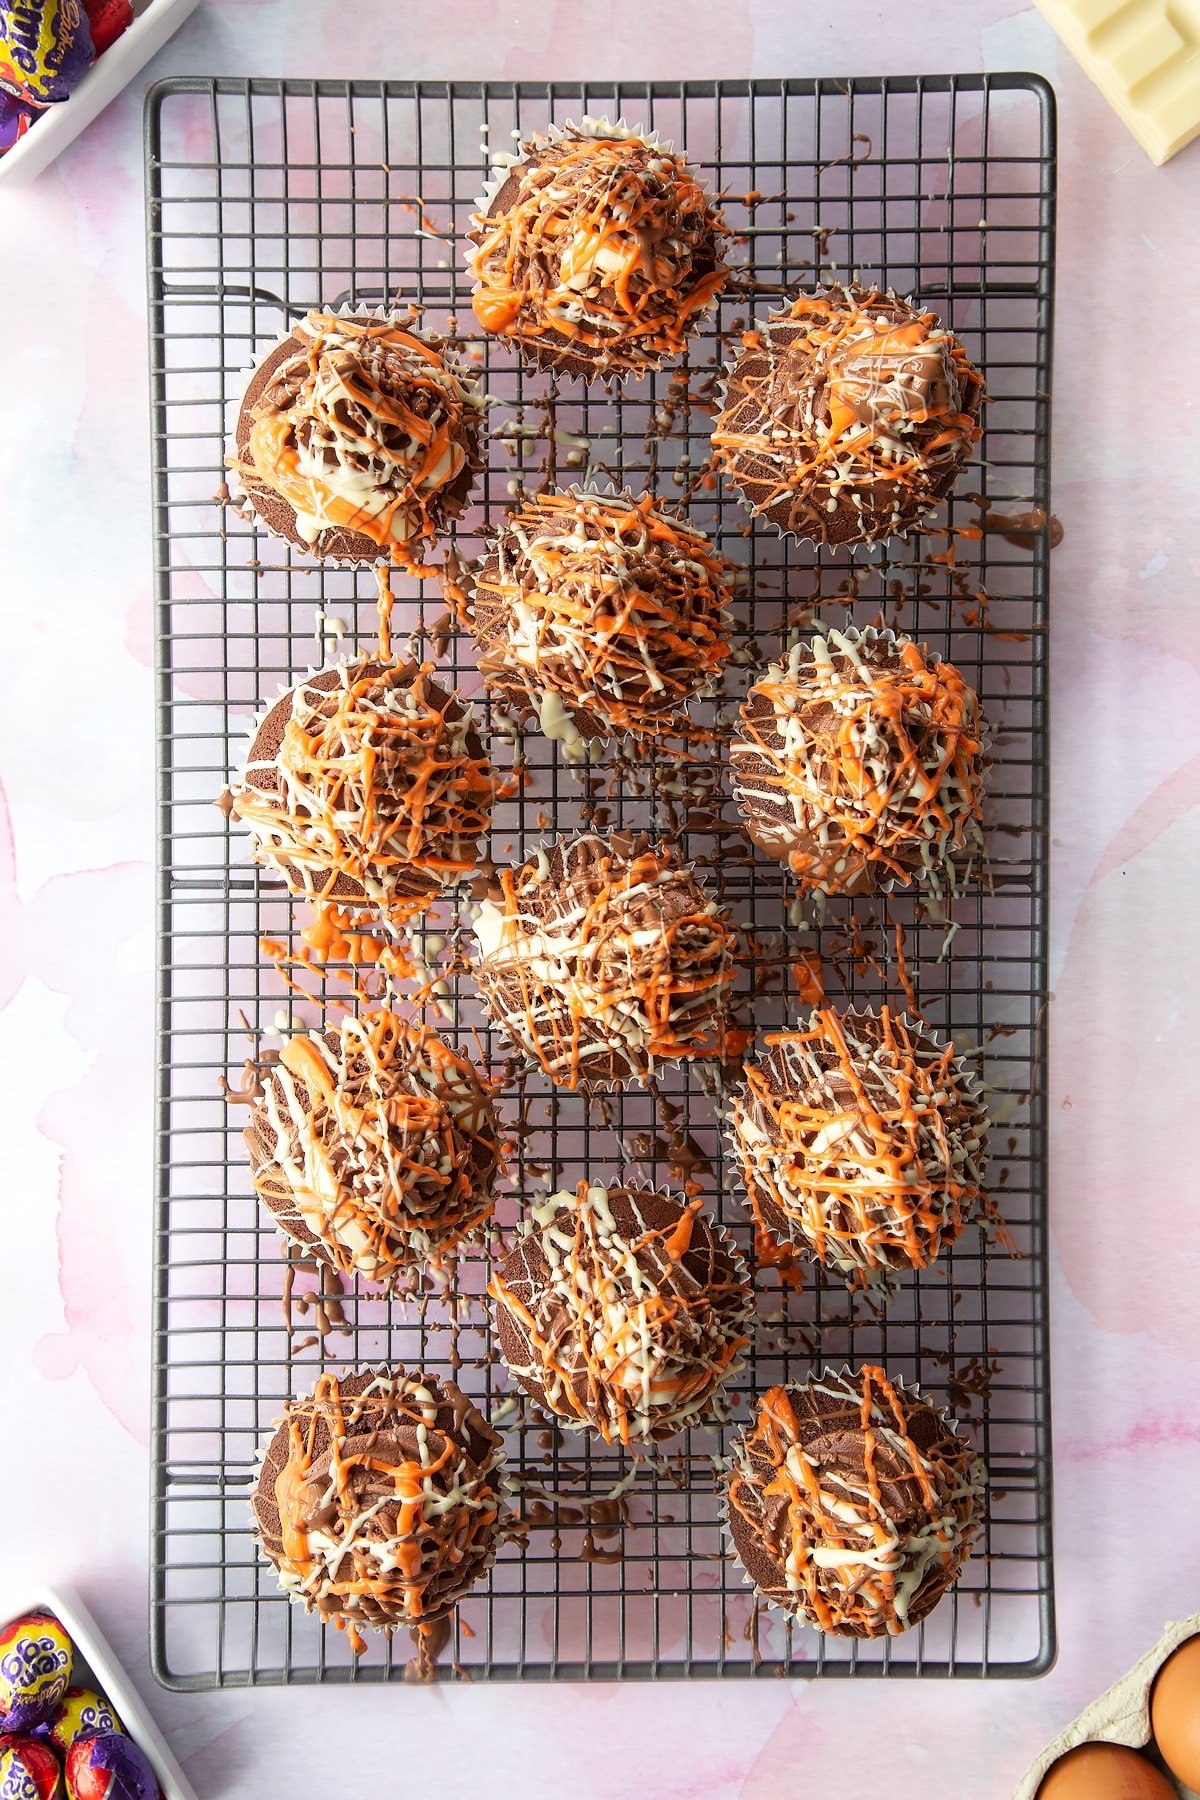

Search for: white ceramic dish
xmin=0 ymin=0 xmax=200 ymax=188
xmin=0 ymin=1587 xmax=197 ymax=1800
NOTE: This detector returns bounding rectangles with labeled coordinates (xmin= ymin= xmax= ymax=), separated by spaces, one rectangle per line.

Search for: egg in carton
xmin=1017 ymin=1613 xmax=1200 ymax=1799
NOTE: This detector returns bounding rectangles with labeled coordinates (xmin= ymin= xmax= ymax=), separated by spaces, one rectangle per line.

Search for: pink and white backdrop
xmin=1 ymin=3 xmax=1196 ymax=1795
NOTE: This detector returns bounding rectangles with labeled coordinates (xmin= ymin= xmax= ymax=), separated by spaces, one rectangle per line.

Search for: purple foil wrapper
xmin=0 ymin=87 xmax=37 ymax=149
xmin=0 ymin=0 xmax=94 ymax=106
xmin=64 ymin=1733 xmax=157 ymax=1800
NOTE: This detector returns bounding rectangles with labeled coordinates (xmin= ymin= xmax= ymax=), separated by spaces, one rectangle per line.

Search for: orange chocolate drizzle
xmin=231 ymin=311 xmax=484 ymax=563
xmin=231 ymin=658 xmax=496 ymax=919
xmin=257 ymin=905 xmax=424 ymax=1022
xmin=257 ymin=1368 xmax=506 ymax=1643
xmin=469 ymin=125 xmax=728 ymax=376
xmin=246 ymin=1009 xmax=502 ymax=1288
xmin=726 ymin=1368 xmax=983 ymax=1636
xmin=470 ymin=834 xmax=738 ymax=1090
xmin=489 ymin=1182 xmax=751 ymax=1445
xmin=470 ymin=487 xmax=733 ymax=741
xmin=712 ymin=285 xmax=984 ymax=544
xmin=730 ymin=1006 xmax=987 ymax=1286
xmin=729 ymin=626 xmax=986 ymax=897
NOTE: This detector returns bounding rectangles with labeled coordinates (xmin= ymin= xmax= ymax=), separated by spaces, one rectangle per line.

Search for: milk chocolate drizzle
xmin=469 ymin=119 xmax=728 ymax=377
xmin=469 ymin=833 xmax=738 ymax=1089
xmin=730 ymin=1006 xmax=988 ymax=1286
xmin=254 ymin=1368 xmax=506 ymax=1648
xmin=726 ymin=1368 xmax=983 ymax=1636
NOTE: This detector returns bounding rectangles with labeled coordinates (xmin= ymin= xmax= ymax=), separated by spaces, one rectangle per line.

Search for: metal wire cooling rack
xmin=148 ymin=75 xmax=1056 ymax=1686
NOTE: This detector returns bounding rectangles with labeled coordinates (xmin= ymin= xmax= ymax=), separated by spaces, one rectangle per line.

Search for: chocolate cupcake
xmin=725 ymin=1368 xmax=984 ymax=1636
xmin=229 ymin=308 xmax=485 ymax=564
xmin=230 ymin=657 xmax=495 ymax=917
xmin=712 ymin=284 xmax=985 ymax=545
xmin=470 ymin=832 xmax=737 ymax=1089
xmin=252 ymin=1367 xmax=506 ymax=1641
xmin=244 ymin=1011 xmax=502 ymax=1288
xmin=468 ymin=487 xmax=734 ymax=750
xmin=468 ymin=117 xmax=728 ymax=380
xmin=730 ymin=1007 xmax=987 ymax=1287
xmin=490 ymin=1182 xmax=751 ymax=1444
xmin=728 ymin=626 xmax=986 ymax=897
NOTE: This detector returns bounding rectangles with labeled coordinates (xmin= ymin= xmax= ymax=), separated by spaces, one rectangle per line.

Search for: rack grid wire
xmin=147 ymin=74 xmax=1056 ymax=1687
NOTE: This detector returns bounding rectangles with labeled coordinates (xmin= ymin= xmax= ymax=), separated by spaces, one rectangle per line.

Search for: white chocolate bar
xmin=1034 ymin=0 xmax=1200 ymax=164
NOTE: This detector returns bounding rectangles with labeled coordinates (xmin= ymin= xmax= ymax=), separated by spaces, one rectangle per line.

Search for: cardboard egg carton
xmin=1017 ymin=1614 xmax=1200 ymax=1798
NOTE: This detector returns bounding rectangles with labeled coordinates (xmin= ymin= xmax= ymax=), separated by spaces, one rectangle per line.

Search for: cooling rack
xmin=147 ymin=74 xmax=1056 ymax=1685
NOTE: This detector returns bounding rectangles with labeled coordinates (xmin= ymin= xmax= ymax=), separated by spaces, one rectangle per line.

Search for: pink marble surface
xmin=1 ymin=3 xmax=1197 ymax=1795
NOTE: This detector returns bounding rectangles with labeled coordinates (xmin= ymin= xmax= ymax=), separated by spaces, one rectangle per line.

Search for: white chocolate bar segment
xmin=1033 ymin=0 xmax=1200 ymax=163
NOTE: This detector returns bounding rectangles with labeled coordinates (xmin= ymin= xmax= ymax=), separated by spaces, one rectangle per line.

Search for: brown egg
xmin=1037 ymin=1742 xmax=1177 ymax=1800
xmin=1151 ymin=1634 xmax=1200 ymax=1790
